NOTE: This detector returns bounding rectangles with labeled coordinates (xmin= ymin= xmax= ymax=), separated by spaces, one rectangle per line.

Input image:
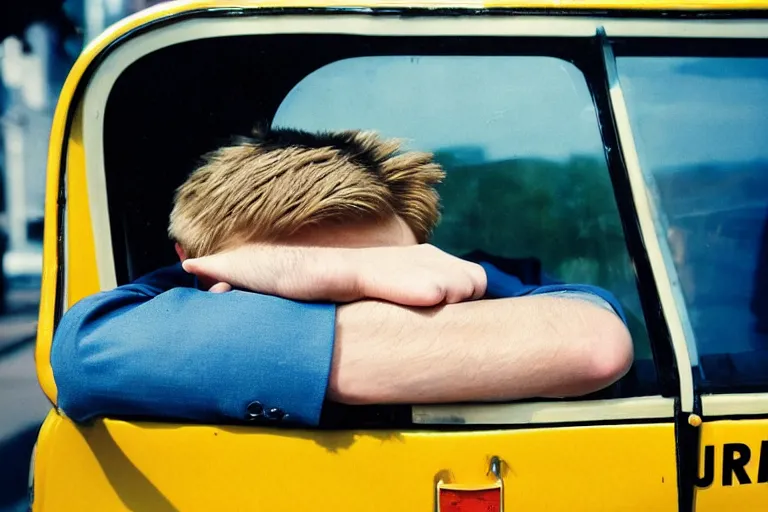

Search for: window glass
xmin=618 ymin=56 xmax=768 ymax=391
xmin=274 ymin=55 xmax=655 ymax=394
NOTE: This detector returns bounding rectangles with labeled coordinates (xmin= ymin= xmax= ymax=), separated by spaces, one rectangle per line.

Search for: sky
xmin=273 ymin=54 xmax=768 ymax=171
xmin=274 ymin=56 xmax=606 ymax=163
xmin=618 ymin=57 xmax=768 ymax=171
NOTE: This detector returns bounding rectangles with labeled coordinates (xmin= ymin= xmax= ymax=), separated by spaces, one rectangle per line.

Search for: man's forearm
xmin=328 ymin=295 xmax=633 ymax=404
xmin=182 ymin=243 xmax=486 ymax=306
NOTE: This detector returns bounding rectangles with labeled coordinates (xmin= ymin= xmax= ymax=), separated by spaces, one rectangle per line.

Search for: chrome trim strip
xmin=702 ymin=393 xmax=768 ymax=417
xmin=413 ymin=396 xmax=675 ymax=424
xmin=603 ymin=20 xmax=768 ymax=38
xmin=62 ymin=171 xmax=69 ymax=313
xmin=600 ymin=35 xmax=696 ymax=413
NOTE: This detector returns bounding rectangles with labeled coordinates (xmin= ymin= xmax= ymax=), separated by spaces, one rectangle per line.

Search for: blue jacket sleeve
xmin=51 ymin=264 xmax=336 ymax=426
xmin=479 ymin=261 xmax=628 ymax=325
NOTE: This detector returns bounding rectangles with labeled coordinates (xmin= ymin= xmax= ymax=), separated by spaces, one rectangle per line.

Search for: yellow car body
xmin=32 ymin=1 xmax=768 ymax=510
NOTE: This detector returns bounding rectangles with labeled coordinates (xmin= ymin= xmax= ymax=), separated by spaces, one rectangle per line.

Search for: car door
xmin=613 ymin=32 xmax=768 ymax=512
xmin=29 ymin=6 xmax=720 ymax=511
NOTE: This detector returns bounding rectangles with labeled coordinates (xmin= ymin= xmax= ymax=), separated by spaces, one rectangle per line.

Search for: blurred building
xmin=0 ymin=0 xmax=165 ymax=279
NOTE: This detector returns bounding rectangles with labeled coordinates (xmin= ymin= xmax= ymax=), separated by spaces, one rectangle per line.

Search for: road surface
xmin=0 ymin=280 xmax=49 ymax=512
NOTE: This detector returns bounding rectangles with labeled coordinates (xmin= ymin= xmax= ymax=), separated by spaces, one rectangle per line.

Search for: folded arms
xmin=52 ymin=245 xmax=633 ymax=426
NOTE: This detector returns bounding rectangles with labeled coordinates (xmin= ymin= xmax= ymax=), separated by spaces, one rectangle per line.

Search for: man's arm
xmin=54 ymin=245 xmax=632 ymax=426
xmin=182 ymin=243 xmax=488 ymax=307
xmin=330 ymin=294 xmax=632 ymax=404
xmin=52 ymin=264 xmax=336 ymax=426
xmin=185 ymin=244 xmax=634 ymax=403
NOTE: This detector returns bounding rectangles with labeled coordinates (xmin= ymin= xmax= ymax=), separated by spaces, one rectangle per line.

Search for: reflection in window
xmin=618 ymin=57 xmax=768 ymax=391
xmin=274 ymin=55 xmax=656 ymax=396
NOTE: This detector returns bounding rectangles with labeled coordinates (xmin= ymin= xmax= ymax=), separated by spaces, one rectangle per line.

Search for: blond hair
xmin=169 ymin=127 xmax=445 ymax=258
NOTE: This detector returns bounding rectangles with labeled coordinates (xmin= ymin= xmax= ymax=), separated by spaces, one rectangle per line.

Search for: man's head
xmin=169 ymin=127 xmax=445 ymax=259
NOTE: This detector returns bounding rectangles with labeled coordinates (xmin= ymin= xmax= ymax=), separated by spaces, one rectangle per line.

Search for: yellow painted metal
xmin=33 ymin=3 xmax=762 ymax=512
xmin=32 ymin=411 xmax=678 ymax=511
xmin=36 ymin=90 xmax=72 ymax=406
xmin=36 ymin=104 xmax=99 ymax=406
xmin=695 ymin=419 xmax=768 ymax=511
xmin=101 ymin=0 xmax=768 ymax=11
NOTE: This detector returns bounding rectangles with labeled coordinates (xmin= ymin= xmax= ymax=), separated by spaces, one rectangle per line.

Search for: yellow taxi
xmin=31 ymin=1 xmax=768 ymax=510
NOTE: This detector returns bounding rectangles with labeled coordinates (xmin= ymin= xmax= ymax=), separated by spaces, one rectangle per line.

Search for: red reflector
xmin=438 ymin=487 xmax=502 ymax=512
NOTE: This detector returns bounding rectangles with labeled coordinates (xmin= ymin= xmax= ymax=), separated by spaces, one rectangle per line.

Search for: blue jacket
xmin=51 ymin=256 xmax=625 ymax=427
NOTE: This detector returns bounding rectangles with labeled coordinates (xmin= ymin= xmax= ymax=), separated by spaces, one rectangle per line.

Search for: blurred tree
xmin=433 ymin=153 xmax=628 ymax=283
xmin=431 ymin=151 xmax=650 ymax=357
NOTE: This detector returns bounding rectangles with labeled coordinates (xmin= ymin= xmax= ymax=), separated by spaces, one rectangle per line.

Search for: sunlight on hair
xmin=168 ymin=127 xmax=445 ymax=257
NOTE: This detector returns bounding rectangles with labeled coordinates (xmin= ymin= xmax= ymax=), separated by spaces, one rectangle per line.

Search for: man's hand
xmin=182 ymin=244 xmax=487 ymax=307
xmin=351 ymin=244 xmax=487 ymax=306
xmin=207 ymin=282 xmax=232 ymax=293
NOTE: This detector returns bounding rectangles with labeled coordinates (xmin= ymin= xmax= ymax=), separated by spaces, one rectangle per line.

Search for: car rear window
xmin=273 ymin=55 xmax=657 ymax=396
